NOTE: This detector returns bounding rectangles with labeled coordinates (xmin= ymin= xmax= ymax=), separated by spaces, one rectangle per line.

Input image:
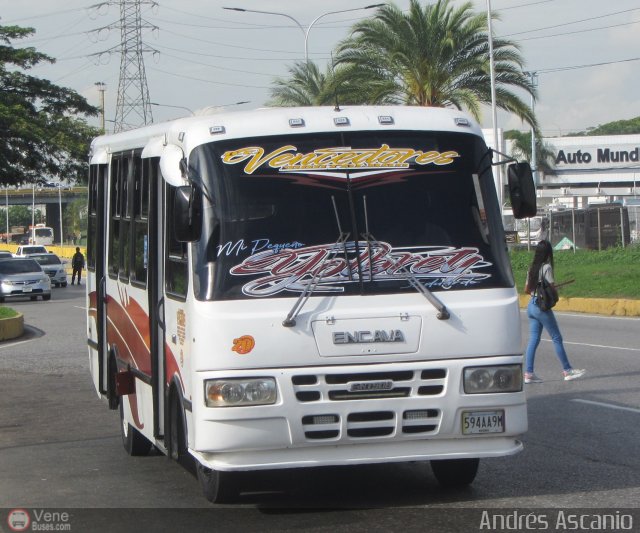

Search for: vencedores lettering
xmin=230 ymin=242 xmax=491 ymax=296
xmin=221 ymin=144 xmax=460 ymax=174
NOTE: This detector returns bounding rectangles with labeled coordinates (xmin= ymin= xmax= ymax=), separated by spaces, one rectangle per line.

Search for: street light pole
xmin=5 ymin=187 xmax=8 ymax=243
xmin=58 ymin=184 xmax=63 ymax=247
xmin=485 ymin=0 xmax=502 ymax=212
xmin=224 ymin=5 xmax=383 ymax=62
xmin=31 ymin=185 xmax=35 ymax=244
xmin=150 ymin=102 xmax=194 ymax=116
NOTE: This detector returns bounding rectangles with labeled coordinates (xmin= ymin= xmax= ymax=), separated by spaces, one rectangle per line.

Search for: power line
xmin=154 ymin=48 xmax=283 ymax=77
xmin=516 ymin=19 xmax=640 ymax=42
xmin=498 ymin=0 xmax=556 ymax=11
xmin=537 ymin=56 xmax=640 ymax=74
xmin=502 ymin=7 xmax=640 ymax=37
xmin=146 ymin=65 xmax=271 ymax=90
xmin=156 ymin=27 xmax=302 ymax=56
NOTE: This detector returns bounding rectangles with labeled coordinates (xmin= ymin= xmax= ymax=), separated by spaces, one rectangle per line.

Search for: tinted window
xmin=189 ymin=131 xmax=511 ymax=301
xmin=32 ymin=254 xmax=62 ymax=265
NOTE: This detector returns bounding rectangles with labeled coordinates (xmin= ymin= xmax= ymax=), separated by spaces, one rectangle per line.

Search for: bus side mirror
xmin=508 ymin=162 xmax=537 ymax=219
xmin=174 ymin=186 xmax=202 ymax=242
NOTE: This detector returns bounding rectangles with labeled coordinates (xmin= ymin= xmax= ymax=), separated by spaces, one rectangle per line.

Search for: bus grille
xmin=301 ymin=409 xmax=441 ymax=440
xmin=292 ymin=369 xmax=446 ymax=402
xmin=292 ymin=369 xmax=446 ymax=440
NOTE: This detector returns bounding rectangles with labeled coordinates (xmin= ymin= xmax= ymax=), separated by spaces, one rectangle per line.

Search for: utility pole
xmin=112 ymin=0 xmax=156 ymax=132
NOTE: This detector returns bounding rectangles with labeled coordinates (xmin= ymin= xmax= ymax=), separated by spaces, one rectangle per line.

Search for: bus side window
xmin=118 ymin=155 xmax=131 ymax=283
xmin=131 ymin=155 xmax=150 ymax=288
xmin=108 ymin=157 xmax=121 ymax=279
xmin=165 ymin=184 xmax=189 ymax=300
xmin=87 ymin=164 xmax=103 ymax=271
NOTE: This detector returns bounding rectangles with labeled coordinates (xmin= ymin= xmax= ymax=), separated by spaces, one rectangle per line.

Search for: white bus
xmin=87 ymin=105 xmax=536 ymax=502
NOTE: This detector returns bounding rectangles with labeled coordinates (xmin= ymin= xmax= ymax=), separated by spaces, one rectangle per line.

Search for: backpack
xmin=535 ymin=266 xmax=558 ymax=311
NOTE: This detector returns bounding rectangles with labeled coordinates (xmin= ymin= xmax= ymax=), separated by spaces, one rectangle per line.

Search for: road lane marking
xmin=571 ymin=399 xmax=640 ymax=414
xmin=541 ymin=339 xmax=640 ymax=352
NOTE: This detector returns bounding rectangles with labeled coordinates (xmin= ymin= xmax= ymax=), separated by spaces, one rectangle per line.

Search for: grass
xmin=510 ymin=244 xmax=640 ymax=300
xmin=0 ymin=306 xmax=19 ymax=319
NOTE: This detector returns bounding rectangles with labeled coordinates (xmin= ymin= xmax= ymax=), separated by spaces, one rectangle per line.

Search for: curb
xmin=518 ymin=295 xmax=640 ymax=317
xmin=0 ymin=312 xmax=24 ymax=341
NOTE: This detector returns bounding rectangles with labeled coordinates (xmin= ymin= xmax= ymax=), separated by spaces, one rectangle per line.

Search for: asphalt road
xmin=1 ymin=286 xmax=639 ymax=532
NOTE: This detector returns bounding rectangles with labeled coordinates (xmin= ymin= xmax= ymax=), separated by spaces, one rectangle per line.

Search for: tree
xmin=569 ymin=116 xmax=640 ymax=136
xmin=0 ymin=23 xmax=99 ymax=187
xmin=505 ymin=130 xmax=556 ymax=176
xmin=0 ymin=204 xmax=42 ymax=230
xmin=269 ymin=62 xmax=336 ymax=107
xmin=269 ymin=60 xmax=394 ymax=107
xmin=333 ymin=0 xmax=537 ymax=127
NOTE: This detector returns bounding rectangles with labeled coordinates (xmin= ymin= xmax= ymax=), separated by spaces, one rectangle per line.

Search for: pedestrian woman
xmin=523 ymin=240 xmax=585 ymax=383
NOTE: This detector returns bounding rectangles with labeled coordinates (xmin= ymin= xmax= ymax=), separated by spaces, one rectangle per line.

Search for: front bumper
xmin=190 ymin=356 xmax=527 ymax=471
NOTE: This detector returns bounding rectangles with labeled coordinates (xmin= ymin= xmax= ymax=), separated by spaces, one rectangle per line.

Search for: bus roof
xmin=90 ymin=106 xmax=484 ymax=163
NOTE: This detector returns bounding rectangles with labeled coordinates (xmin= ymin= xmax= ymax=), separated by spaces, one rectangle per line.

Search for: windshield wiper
xmin=361 ymin=195 xmax=450 ymax=321
xmin=282 ymin=196 xmax=350 ymax=328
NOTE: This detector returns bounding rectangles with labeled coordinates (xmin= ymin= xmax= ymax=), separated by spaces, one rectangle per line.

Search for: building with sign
xmin=537 ymin=134 xmax=640 ymax=207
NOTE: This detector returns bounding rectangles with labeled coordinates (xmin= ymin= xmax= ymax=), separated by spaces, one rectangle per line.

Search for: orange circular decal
xmin=232 ymin=335 xmax=255 ymax=355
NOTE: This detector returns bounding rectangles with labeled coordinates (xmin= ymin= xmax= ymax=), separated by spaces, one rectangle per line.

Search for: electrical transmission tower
xmin=112 ymin=0 xmax=156 ymax=132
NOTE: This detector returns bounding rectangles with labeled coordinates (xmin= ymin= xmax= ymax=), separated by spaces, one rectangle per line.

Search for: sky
xmin=2 ymin=0 xmax=640 ymax=137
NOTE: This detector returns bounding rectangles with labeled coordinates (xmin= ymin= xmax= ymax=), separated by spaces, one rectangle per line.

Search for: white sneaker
xmin=524 ymin=373 xmax=543 ymax=384
xmin=563 ymin=368 xmax=586 ymax=381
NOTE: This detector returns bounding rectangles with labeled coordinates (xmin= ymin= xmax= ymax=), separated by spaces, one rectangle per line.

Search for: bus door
xmin=158 ymin=181 xmax=192 ymax=451
xmin=87 ymin=162 xmax=108 ymax=398
xmin=146 ymin=157 xmax=166 ymax=441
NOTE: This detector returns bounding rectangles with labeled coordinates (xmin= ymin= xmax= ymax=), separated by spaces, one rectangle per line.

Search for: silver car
xmin=30 ymin=253 xmax=68 ymax=287
xmin=0 ymin=258 xmax=52 ymax=302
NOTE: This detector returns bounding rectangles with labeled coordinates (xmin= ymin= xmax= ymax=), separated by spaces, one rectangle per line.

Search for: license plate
xmin=22 ymin=286 xmax=33 ymax=293
xmin=462 ymin=410 xmax=505 ymax=434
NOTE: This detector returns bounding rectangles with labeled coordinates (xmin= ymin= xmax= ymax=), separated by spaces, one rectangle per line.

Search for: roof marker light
xmin=209 ymin=125 xmax=226 ymax=135
xmin=289 ymin=118 xmax=305 ymax=128
xmin=378 ymin=115 xmax=394 ymax=125
xmin=454 ymin=117 xmax=471 ymax=127
xmin=334 ymin=117 xmax=350 ymax=126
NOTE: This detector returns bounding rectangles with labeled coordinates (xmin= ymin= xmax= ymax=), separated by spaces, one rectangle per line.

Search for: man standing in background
xmin=71 ymin=246 xmax=85 ymax=285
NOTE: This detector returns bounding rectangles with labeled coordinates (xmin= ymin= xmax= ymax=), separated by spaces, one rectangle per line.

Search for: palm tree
xmin=268 ymin=60 xmax=386 ymax=107
xmin=333 ymin=0 xmax=537 ymax=127
xmin=506 ymin=130 xmax=556 ymax=176
xmin=268 ymin=62 xmax=335 ymax=107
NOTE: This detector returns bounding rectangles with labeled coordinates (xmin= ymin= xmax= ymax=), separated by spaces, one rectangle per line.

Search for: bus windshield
xmin=189 ymin=131 xmax=513 ymax=301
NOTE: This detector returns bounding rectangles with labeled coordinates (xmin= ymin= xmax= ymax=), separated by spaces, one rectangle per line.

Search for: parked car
xmin=0 ymin=251 xmax=13 ymax=259
xmin=30 ymin=253 xmax=68 ymax=287
xmin=0 ymin=258 xmax=51 ymax=302
xmin=14 ymin=245 xmax=48 ymax=257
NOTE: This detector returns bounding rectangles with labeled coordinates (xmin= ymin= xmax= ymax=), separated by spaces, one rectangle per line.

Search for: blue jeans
xmin=525 ymin=297 xmax=572 ymax=373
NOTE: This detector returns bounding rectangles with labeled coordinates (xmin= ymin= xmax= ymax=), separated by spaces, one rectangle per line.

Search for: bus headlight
xmin=463 ymin=365 xmax=522 ymax=394
xmin=205 ymin=378 xmax=277 ymax=407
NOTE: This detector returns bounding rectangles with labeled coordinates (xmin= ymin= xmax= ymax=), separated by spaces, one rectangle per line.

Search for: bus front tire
xmin=430 ymin=458 xmax=479 ymax=488
xmin=196 ymin=463 xmax=237 ymax=504
xmin=119 ymin=397 xmax=152 ymax=456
